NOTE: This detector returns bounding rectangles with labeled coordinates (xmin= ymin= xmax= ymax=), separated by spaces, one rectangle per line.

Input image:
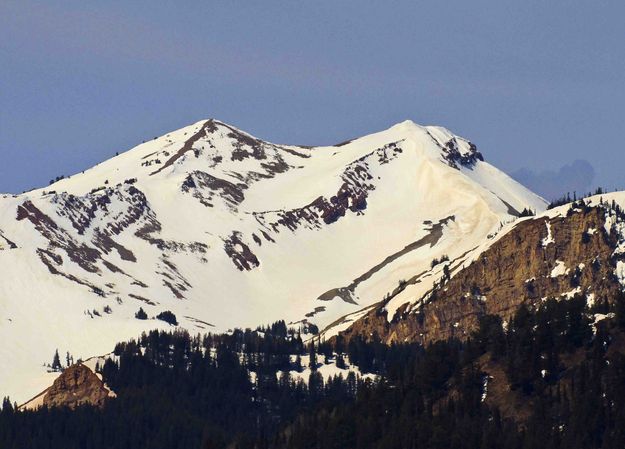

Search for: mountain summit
xmin=0 ymin=119 xmax=546 ymax=402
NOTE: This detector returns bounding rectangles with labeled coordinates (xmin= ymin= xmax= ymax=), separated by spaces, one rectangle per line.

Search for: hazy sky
xmin=1 ymin=1 xmax=624 ymax=199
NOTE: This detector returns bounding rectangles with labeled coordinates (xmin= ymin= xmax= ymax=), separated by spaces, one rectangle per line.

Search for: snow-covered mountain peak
xmin=387 ymin=119 xmax=421 ymax=132
xmin=34 ymin=118 xmax=494 ymax=203
xmin=0 ymin=118 xmax=546 ymax=403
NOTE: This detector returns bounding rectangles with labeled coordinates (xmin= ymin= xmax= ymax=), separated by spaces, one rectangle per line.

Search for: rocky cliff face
xmin=43 ymin=364 xmax=112 ymax=409
xmin=340 ymin=200 xmax=625 ymax=345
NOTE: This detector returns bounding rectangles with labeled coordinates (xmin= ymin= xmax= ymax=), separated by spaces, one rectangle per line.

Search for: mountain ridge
xmin=0 ymin=118 xmax=545 ymax=403
xmin=335 ymin=192 xmax=625 ymax=345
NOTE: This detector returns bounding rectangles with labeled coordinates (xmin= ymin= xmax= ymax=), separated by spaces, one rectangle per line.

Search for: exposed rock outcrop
xmin=0 ymin=230 xmax=17 ymax=249
xmin=340 ymin=203 xmax=624 ymax=345
xmin=441 ymin=137 xmax=484 ymax=169
xmin=42 ymin=364 xmax=113 ymax=409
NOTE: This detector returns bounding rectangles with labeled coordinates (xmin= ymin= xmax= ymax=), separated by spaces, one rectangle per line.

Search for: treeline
xmin=272 ymin=294 xmax=625 ymax=449
xmin=2 ymin=295 xmax=625 ymax=448
xmin=0 ymin=321 xmax=374 ymax=449
xmin=547 ymin=187 xmax=608 ymax=209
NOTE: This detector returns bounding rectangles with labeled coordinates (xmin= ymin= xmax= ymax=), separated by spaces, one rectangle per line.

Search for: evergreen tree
xmin=51 ymin=349 xmax=62 ymax=371
xmin=294 ymin=355 xmax=303 ymax=372
xmin=156 ymin=310 xmax=178 ymax=326
xmin=336 ymin=353 xmax=346 ymax=369
xmin=308 ymin=343 xmax=317 ymax=371
xmin=0 ymin=397 xmax=12 ymax=414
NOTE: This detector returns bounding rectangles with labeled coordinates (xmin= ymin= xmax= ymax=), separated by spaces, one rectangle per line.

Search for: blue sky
xmin=1 ymin=1 xmax=624 ymax=199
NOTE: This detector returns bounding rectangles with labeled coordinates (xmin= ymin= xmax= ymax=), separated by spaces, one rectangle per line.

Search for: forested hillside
xmin=3 ymin=292 xmax=625 ymax=449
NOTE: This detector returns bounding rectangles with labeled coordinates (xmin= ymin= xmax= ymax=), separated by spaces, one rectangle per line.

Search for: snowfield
xmin=0 ymin=118 xmax=546 ymax=403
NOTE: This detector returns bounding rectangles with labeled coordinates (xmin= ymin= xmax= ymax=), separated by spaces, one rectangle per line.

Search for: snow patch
xmin=542 ymin=221 xmax=555 ymax=247
xmin=616 ymin=261 xmax=625 ymax=286
xmin=550 ymin=260 xmax=569 ymax=278
xmin=481 ymin=375 xmax=490 ymax=402
xmin=592 ymin=313 xmax=615 ymax=334
xmin=277 ymin=354 xmax=377 ymax=384
xmin=560 ymin=287 xmax=581 ymax=299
